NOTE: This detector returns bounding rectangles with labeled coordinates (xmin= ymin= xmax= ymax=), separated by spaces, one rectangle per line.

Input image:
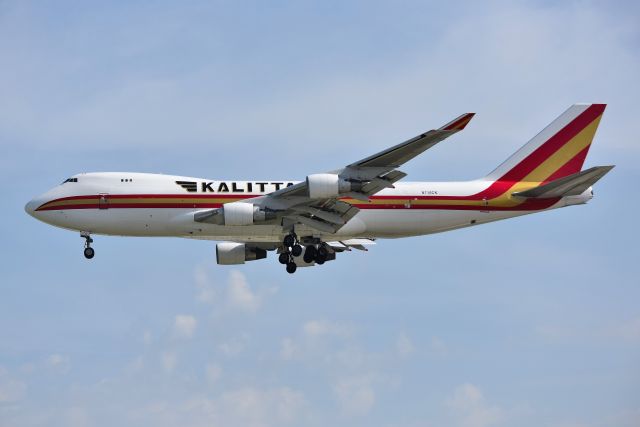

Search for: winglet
xmin=439 ymin=113 xmax=475 ymax=131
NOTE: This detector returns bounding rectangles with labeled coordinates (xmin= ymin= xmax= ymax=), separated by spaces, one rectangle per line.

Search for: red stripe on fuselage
xmin=39 ymin=193 xmax=252 ymax=203
xmin=36 ymin=195 xmax=560 ymax=212
xmin=37 ymin=203 xmax=226 ymax=210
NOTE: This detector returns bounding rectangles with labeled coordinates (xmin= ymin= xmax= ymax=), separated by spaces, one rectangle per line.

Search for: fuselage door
xmin=98 ymin=193 xmax=109 ymax=210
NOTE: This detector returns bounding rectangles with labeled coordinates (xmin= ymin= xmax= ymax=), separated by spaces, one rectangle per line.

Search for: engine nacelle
xmin=306 ymin=174 xmax=358 ymax=198
xmin=216 ymin=242 xmax=267 ymax=265
xmin=222 ymin=202 xmax=275 ymax=226
xmin=223 ymin=202 xmax=254 ymax=226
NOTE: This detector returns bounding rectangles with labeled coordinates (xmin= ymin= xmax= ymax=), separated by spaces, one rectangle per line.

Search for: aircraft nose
xmin=24 ymin=199 xmax=40 ymax=217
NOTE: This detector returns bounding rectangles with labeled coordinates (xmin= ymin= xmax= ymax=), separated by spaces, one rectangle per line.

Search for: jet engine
xmin=306 ymin=174 xmax=362 ymax=198
xmin=216 ymin=242 xmax=267 ymax=265
xmin=196 ymin=202 xmax=276 ymax=226
xmin=223 ymin=202 xmax=255 ymax=225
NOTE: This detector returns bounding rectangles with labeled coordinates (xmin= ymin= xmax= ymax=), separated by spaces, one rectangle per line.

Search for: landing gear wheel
xmin=303 ymin=250 xmax=314 ymax=263
xmin=278 ymin=252 xmax=290 ymax=264
xmin=286 ymin=262 xmax=297 ymax=274
xmin=317 ymin=245 xmax=328 ymax=258
xmin=84 ymin=247 xmax=95 ymax=259
xmin=81 ymin=233 xmax=94 ymax=260
xmin=315 ymin=245 xmax=327 ymax=265
xmin=303 ymin=245 xmax=316 ymax=263
xmin=291 ymin=244 xmax=303 ymax=257
xmin=283 ymin=234 xmax=296 ymax=248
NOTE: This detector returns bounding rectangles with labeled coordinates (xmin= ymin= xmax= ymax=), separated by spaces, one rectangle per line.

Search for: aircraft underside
xmin=36 ymin=207 xmax=546 ymax=241
xmin=33 ymin=204 xmax=566 ymax=272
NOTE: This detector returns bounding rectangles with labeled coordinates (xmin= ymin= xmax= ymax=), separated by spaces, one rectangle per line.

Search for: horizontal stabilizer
xmin=512 ymin=166 xmax=614 ymax=199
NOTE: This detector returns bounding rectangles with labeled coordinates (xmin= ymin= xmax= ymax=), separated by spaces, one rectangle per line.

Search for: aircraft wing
xmin=195 ymin=112 xmax=474 ymax=234
xmin=346 ymin=113 xmax=475 ymax=169
xmin=271 ymin=112 xmax=475 ymax=199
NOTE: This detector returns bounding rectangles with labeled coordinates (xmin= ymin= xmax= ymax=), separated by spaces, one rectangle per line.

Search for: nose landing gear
xmin=81 ymin=232 xmax=94 ymax=259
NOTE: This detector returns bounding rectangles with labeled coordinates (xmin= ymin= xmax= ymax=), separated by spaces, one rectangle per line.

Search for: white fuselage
xmin=25 ymin=172 xmax=592 ymax=243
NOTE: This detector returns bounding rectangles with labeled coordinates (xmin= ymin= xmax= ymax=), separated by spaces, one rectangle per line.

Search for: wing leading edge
xmin=347 ymin=112 xmax=475 ymax=169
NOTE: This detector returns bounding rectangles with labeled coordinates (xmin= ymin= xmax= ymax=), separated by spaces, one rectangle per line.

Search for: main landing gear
xmin=280 ymin=233 xmax=299 ymax=274
xmin=81 ymin=232 xmax=95 ymax=259
xmin=280 ymin=233 xmax=331 ymax=274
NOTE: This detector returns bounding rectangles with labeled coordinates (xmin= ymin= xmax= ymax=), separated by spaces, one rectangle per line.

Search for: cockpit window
xmin=61 ymin=178 xmax=78 ymax=184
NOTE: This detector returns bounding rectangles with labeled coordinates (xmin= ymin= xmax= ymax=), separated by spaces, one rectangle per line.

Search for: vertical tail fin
xmin=485 ymin=104 xmax=606 ymax=183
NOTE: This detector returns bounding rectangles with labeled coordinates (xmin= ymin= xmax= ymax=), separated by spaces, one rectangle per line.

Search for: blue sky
xmin=1 ymin=1 xmax=639 ymax=426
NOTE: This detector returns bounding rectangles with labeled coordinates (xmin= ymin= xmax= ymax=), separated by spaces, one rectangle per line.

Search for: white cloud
xmin=0 ymin=369 xmax=26 ymax=403
xmin=122 ymin=386 xmax=306 ymax=427
xmin=302 ymin=320 xmax=351 ymax=339
xmin=193 ymin=268 xmax=274 ymax=315
xmin=537 ymin=317 xmax=640 ymax=344
xmin=605 ymin=317 xmax=640 ymax=342
xmin=18 ymin=363 xmax=35 ymax=375
xmin=396 ymin=332 xmax=415 ymax=358
xmin=194 ymin=265 xmax=216 ymax=304
xmin=333 ymin=375 xmax=376 ymax=416
xmin=173 ymin=315 xmax=198 ymax=339
xmin=219 ymin=386 xmax=306 ymax=425
xmin=280 ymin=337 xmax=298 ymax=361
xmin=280 ymin=320 xmax=378 ymax=371
xmin=446 ymin=383 xmax=504 ymax=427
xmin=226 ymin=270 xmax=261 ymax=313
xmin=143 ymin=330 xmax=153 ymax=345
xmin=548 ymin=422 xmax=593 ymax=427
xmin=46 ymin=353 xmax=70 ymax=373
xmin=161 ymin=351 xmax=177 ymax=374
xmin=217 ymin=335 xmax=248 ymax=357
xmin=126 ymin=356 xmax=145 ymax=373
xmin=205 ymin=363 xmax=222 ymax=384
xmin=429 ymin=336 xmax=448 ymax=357
xmin=66 ymin=406 xmax=91 ymax=427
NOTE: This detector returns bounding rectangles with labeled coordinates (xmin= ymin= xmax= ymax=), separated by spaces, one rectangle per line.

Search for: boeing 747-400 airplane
xmin=26 ymin=104 xmax=613 ymax=273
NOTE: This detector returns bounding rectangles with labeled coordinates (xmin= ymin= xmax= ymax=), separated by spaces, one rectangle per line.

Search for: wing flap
xmin=360 ymin=170 xmax=408 ymax=195
xmin=285 ymin=214 xmax=338 ymax=233
xmin=327 ymin=238 xmax=376 ymax=252
xmin=512 ymin=166 xmax=614 ymax=199
xmin=292 ymin=206 xmax=346 ymax=225
xmin=286 ymin=199 xmax=360 ymax=233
